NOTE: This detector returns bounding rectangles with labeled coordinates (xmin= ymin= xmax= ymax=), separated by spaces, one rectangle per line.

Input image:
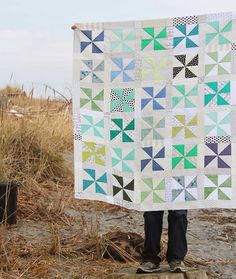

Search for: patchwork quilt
xmin=72 ymin=11 xmax=236 ymax=210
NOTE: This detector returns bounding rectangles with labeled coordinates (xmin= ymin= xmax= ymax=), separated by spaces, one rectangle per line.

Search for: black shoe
xmin=169 ymin=260 xmax=186 ymax=273
xmin=136 ymin=261 xmax=161 ymax=274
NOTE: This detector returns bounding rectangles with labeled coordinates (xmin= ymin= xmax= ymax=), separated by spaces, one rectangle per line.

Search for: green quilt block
xmin=205 ymin=20 xmax=232 ymax=46
xmin=171 ymin=176 xmax=198 ymax=202
xmin=205 ymin=51 xmax=231 ymax=76
xmin=110 ymin=88 xmax=135 ymax=112
xmin=141 ymin=115 xmax=165 ymax=141
xmin=82 ymin=142 xmax=106 ymax=166
xmin=81 ymin=114 xmax=104 ymax=139
xmin=204 ymin=111 xmax=231 ymax=137
xmin=83 ymin=169 xmax=107 ymax=195
xmin=173 ymin=24 xmax=199 ymax=48
xmin=110 ymin=29 xmax=136 ymax=53
xmin=111 ymin=147 xmax=135 ymax=173
xmin=141 ymin=178 xmax=165 ymax=203
xmin=110 ymin=118 xmax=135 ymax=142
xmin=204 ymin=81 xmax=230 ymax=107
xmin=80 ymin=87 xmax=104 ymax=111
xmin=172 ymin=83 xmax=198 ymax=108
xmin=142 ymin=56 xmax=169 ymax=81
xmin=172 ymin=144 xmax=198 ymax=169
xmin=172 ymin=114 xmax=198 ymax=139
xmin=141 ymin=27 xmax=168 ymax=51
xmin=204 ymin=175 xmax=232 ymax=200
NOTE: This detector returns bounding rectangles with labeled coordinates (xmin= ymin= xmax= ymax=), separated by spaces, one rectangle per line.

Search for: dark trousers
xmin=142 ymin=210 xmax=188 ymax=264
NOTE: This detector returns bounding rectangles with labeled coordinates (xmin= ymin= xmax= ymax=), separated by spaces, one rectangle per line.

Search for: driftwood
xmin=75 ymin=231 xmax=144 ymax=262
xmin=102 ymin=231 xmax=144 ymax=261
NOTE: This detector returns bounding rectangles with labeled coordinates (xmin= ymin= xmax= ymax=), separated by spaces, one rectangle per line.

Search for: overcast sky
xmin=0 ymin=0 xmax=235 ymax=96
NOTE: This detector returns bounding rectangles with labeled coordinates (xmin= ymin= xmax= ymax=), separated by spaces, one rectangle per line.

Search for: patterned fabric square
xmin=232 ymin=43 xmax=236 ymax=51
xmin=173 ymin=15 xmax=199 ymax=26
xmin=172 ymin=113 xmax=198 ymax=139
xmin=110 ymin=118 xmax=135 ymax=142
xmin=205 ymin=20 xmax=232 ymax=46
xmin=205 ymin=136 xmax=231 ymax=144
xmin=81 ymin=114 xmax=104 ymax=139
xmin=204 ymin=143 xmax=231 ymax=168
xmin=141 ymin=86 xmax=166 ymax=111
xmin=205 ymin=51 xmax=231 ymax=77
xmin=141 ymin=146 xmax=165 ymax=172
xmin=80 ymin=30 xmax=104 ymax=53
xmin=111 ymin=147 xmax=135 ymax=173
xmin=82 ymin=141 xmax=106 ymax=166
xmin=204 ymin=175 xmax=232 ymax=200
xmin=172 ymin=144 xmax=198 ymax=169
xmin=173 ymin=24 xmax=199 ymax=49
xmin=142 ymin=56 xmax=170 ymax=81
xmin=109 ymin=29 xmax=136 ymax=53
xmin=171 ymin=176 xmax=198 ymax=202
xmin=83 ymin=169 xmax=107 ymax=195
xmin=141 ymin=27 xmax=168 ymax=51
xmin=74 ymin=133 xmax=82 ymax=141
xmin=204 ymin=111 xmax=231 ymax=136
xmin=73 ymin=114 xmax=82 ymax=141
xmin=140 ymin=177 xmax=166 ymax=203
xmin=110 ymin=57 xmax=135 ymax=82
xmin=110 ymin=88 xmax=135 ymax=112
xmin=80 ymin=87 xmax=104 ymax=111
xmin=172 ymin=83 xmax=198 ymax=108
xmin=173 ymin=54 xmax=198 ymax=79
xmin=112 ymin=175 xmax=134 ymax=202
xmin=206 ymin=12 xmax=231 ymax=22
xmin=141 ymin=115 xmax=165 ymax=141
xmin=80 ymin=59 xmax=104 ymax=83
xmin=204 ymin=81 xmax=230 ymax=107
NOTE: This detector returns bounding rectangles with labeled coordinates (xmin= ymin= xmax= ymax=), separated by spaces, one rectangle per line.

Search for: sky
xmin=0 ymin=0 xmax=235 ymax=97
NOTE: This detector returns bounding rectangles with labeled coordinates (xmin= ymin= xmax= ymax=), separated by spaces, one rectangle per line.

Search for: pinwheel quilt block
xmin=73 ymin=11 xmax=236 ymax=210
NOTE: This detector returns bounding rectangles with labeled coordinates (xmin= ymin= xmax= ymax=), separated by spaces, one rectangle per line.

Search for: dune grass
xmin=0 ymin=86 xmax=72 ymax=182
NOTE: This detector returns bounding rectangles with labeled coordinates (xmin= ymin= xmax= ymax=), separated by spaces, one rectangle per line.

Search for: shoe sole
xmin=170 ymin=267 xmax=186 ymax=273
xmin=136 ymin=267 xmax=161 ymax=274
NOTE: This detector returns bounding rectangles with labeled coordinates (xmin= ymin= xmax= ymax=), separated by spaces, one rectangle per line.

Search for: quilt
xmin=72 ymin=11 xmax=236 ymax=210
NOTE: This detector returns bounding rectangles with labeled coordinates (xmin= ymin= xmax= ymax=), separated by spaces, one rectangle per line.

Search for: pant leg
xmin=142 ymin=211 xmax=164 ymax=264
xmin=167 ymin=210 xmax=188 ymax=262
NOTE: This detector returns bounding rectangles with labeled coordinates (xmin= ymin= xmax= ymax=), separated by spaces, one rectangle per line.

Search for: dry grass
xmin=0 ymin=87 xmax=73 ymax=224
xmin=0 ymin=86 xmax=77 ymax=278
xmin=198 ymin=209 xmax=236 ymax=225
xmin=0 ymin=87 xmax=72 ymax=178
xmin=0 ymin=86 xmax=26 ymax=96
